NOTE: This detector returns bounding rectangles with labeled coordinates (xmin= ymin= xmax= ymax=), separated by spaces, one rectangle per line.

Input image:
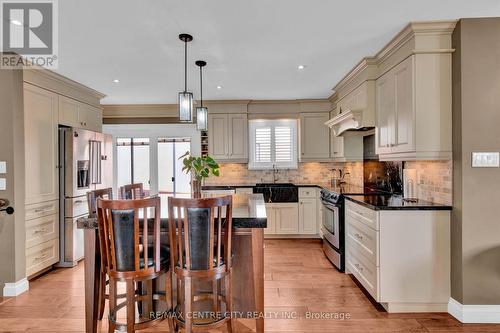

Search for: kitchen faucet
xmin=273 ymin=164 xmax=279 ymax=183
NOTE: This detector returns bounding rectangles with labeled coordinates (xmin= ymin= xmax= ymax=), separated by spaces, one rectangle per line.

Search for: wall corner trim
xmin=448 ymin=298 xmax=500 ymax=323
xmin=3 ymin=278 xmax=29 ymax=297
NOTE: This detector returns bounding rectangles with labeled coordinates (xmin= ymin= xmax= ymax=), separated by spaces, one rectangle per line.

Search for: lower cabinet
xmin=25 ymin=200 xmax=60 ymax=277
xmin=345 ymin=200 xmax=451 ymax=313
xmin=265 ymin=203 xmax=299 ymax=235
xmin=299 ymin=198 xmax=317 ymax=234
xmin=265 ymin=187 xmax=320 ymax=237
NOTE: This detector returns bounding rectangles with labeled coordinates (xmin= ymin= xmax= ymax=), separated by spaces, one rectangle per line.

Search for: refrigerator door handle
xmin=89 ymin=140 xmax=102 ymax=185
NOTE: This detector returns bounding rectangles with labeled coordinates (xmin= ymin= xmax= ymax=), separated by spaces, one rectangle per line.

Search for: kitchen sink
xmin=253 ymin=183 xmax=298 ymax=203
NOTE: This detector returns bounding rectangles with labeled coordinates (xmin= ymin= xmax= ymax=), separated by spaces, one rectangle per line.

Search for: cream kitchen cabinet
xmin=375 ymin=56 xmax=414 ymax=155
xmin=208 ymin=113 xmax=248 ymax=162
xmin=264 ymin=203 xmax=299 ymax=235
xmin=375 ymin=53 xmax=452 ymax=161
xmin=59 ymin=95 xmax=102 ymax=132
xmin=300 ymin=112 xmax=330 ymax=161
xmin=345 ymin=200 xmax=451 ymax=313
xmin=329 ymin=110 xmax=363 ymax=162
xmin=24 ymin=83 xmax=59 ymax=205
xmin=298 ymin=198 xmax=317 ymax=234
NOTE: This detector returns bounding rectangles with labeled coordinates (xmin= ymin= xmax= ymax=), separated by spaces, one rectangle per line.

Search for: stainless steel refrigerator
xmin=58 ymin=127 xmax=113 ymax=267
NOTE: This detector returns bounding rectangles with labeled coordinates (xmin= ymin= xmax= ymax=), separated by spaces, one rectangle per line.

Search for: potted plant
xmin=179 ymin=151 xmax=220 ymax=197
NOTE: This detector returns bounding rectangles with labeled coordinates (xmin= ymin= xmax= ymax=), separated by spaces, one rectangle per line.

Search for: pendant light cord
xmin=184 ymin=40 xmax=187 ymax=93
xmin=199 ymin=65 xmax=203 ymax=107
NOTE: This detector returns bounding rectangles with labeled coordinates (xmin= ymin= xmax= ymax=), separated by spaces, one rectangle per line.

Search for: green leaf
xmin=212 ymin=169 xmax=220 ymax=177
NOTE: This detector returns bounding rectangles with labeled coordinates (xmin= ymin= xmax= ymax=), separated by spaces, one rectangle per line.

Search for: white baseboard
xmin=448 ymin=298 xmax=500 ymax=323
xmin=3 ymin=278 xmax=29 ymax=297
xmin=382 ymin=302 xmax=448 ymax=313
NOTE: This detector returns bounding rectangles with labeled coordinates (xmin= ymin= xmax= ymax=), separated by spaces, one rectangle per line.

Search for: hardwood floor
xmin=0 ymin=239 xmax=499 ymax=332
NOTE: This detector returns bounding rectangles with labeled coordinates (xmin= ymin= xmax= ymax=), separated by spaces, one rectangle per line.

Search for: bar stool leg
xmin=126 ymin=280 xmax=135 ymax=333
xmin=108 ymin=278 xmax=117 ymax=333
xmin=166 ymin=272 xmax=175 ymax=333
xmin=98 ymin=271 xmax=106 ymax=320
xmin=184 ymin=276 xmax=193 ymax=333
xmin=212 ymin=279 xmax=219 ymax=313
xmin=225 ymin=273 xmax=233 ymax=333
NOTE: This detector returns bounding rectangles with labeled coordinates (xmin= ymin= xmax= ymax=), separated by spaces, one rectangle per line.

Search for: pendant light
xmin=178 ymin=33 xmax=193 ymax=122
xmin=195 ymin=60 xmax=208 ymax=131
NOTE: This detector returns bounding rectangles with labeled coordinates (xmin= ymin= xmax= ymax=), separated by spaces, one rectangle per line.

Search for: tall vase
xmin=192 ymin=179 xmax=202 ymax=198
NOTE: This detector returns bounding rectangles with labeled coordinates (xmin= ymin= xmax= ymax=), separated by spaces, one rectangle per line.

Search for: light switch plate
xmin=0 ymin=161 xmax=5 ymax=174
xmin=472 ymin=152 xmax=500 ymax=168
xmin=0 ymin=178 xmax=5 ymax=190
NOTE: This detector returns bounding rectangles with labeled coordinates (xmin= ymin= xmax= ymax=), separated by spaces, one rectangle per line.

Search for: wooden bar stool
xmin=97 ymin=197 xmax=173 ymax=333
xmin=168 ymin=195 xmax=233 ymax=333
xmin=87 ymin=188 xmax=114 ymax=321
xmin=120 ymin=183 xmax=145 ymax=199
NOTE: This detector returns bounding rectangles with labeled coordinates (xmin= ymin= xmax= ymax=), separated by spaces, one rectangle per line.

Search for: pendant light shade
xmin=195 ymin=60 xmax=208 ymax=130
xmin=178 ymin=33 xmax=193 ymax=122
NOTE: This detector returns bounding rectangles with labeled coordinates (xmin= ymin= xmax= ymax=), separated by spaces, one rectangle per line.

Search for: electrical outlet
xmin=0 ymin=161 xmax=5 ymax=174
xmin=0 ymin=178 xmax=5 ymax=190
xmin=472 ymin=152 xmax=500 ymax=168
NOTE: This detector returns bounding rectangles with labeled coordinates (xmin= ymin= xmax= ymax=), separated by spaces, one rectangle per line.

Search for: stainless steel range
xmin=320 ymin=189 xmax=345 ymax=271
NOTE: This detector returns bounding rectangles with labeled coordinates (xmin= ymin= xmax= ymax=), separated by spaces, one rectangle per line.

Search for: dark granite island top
xmin=77 ymin=192 xmax=267 ymax=229
xmin=345 ymin=194 xmax=452 ymax=211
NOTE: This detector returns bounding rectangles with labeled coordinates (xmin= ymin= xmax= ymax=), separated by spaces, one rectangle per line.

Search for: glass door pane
xmin=116 ymin=138 xmax=132 ymax=188
xmin=158 ymin=140 xmax=174 ymax=195
xmin=132 ymin=138 xmax=150 ymax=191
xmin=174 ymin=141 xmax=191 ymax=196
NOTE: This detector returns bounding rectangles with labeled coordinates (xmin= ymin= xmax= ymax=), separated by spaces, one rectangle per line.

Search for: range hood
xmin=325 ymin=108 xmax=374 ymax=136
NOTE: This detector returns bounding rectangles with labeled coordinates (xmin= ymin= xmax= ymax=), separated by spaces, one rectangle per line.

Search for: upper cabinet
xmin=329 ymin=109 xmax=363 ymax=162
xmin=24 ymin=83 xmax=59 ymax=205
xmin=375 ymin=56 xmax=414 ymax=155
xmin=208 ymin=113 xmax=248 ymax=162
xmin=59 ymin=95 xmax=102 ymax=132
xmin=329 ymin=21 xmax=455 ymax=161
xmin=300 ymin=112 xmax=330 ymax=161
xmin=374 ymin=22 xmax=455 ymax=160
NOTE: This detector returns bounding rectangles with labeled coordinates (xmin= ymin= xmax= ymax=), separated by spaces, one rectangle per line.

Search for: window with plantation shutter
xmin=249 ymin=119 xmax=298 ymax=169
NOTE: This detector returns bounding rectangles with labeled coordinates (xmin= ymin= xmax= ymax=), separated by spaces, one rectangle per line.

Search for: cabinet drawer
xmin=26 ymin=214 xmax=59 ymax=248
xmin=25 ymin=200 xmax=58 ymax=221
xmin=346 ymin=216 xmax=378 ymax=266
xmin=65 ymin=196 xmax=89 ymax=218
xmin=346 ymin=200 xmax=378 ymax=230
xmin=346 ymin=247 xmax=379 ymax=301
xmin=299 ymin=187 xmax=316 ymax=198
xmin=26 ymin=239 xmax=59 ymax=277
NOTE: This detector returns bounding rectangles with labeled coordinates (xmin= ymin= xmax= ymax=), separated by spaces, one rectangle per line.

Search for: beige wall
xmin=452 ymin=18 xmax=500 ymax=305
xmin=0 ymin=69 xmax=26 ymax=292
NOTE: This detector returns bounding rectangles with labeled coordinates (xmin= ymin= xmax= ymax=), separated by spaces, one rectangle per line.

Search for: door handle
xmin=0 ymin=207 xmax=14 ymax=214
xmin=0 ymin=198 xmax=14 ymax=214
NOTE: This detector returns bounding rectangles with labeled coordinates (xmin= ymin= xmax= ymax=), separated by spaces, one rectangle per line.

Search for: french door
xmin=115 ymin=137 xmax=191 ymax=197
xmin=157 ymin=138 xmax=191 ymax=197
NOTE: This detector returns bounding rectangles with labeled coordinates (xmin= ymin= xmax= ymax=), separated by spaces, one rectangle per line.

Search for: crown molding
xmin=23 ymin=66 xmax=105 ymax=107
xmin=332 ymin=57 xmax=377 ymax=92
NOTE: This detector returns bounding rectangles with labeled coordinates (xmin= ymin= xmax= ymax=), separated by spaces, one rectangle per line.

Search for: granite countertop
xmin=77 ymin=192 xmax=267 ymax=229
xmin=345 ymin=194 xmax=452 ymax=211
xmin=202 ymin=183 xmax=452 ymax=210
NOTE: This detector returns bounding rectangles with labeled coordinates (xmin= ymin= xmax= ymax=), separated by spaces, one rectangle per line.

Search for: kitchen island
xmin=77 ymin=192 xmax=267 ymax=333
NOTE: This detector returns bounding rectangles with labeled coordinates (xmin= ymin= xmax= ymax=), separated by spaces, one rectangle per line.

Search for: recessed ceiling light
xmin=112 ymin=79 xmax=120 ymax=83
xmin=216 ymin=85 xmax=223 ymax=90
xmin=298 ymin=65 xmax=306 ymax=70
xmin=10 ymin=19 xmax=22 ymax=26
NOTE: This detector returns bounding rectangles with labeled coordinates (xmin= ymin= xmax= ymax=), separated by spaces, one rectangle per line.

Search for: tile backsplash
xmin=404 ymin=160 xmax=452 ymax=205
xmin=205 ymin=162 xmax=353 ymax=188
xmin=206 ymin=160 xmax=452 ymax=205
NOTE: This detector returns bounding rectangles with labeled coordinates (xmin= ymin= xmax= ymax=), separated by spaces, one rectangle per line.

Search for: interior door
xmin=157 ymin=139 xmax=191 ymax=197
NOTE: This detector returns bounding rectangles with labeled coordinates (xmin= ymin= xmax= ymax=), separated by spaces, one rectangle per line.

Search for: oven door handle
xmin=321 ymin=202 xmax=340 ymax=211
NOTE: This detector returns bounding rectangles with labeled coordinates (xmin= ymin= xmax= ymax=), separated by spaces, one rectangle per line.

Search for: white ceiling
xmin=55 ymin=0 xmax=500 ymax=104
